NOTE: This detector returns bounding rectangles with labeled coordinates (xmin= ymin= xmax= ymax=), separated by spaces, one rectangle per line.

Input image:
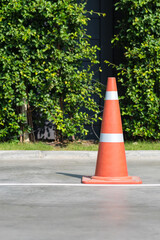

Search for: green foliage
xmin=108 ymin=0 xmax=160 ymax=140
xmin=0 ymin=0 xmax=102 ymax=141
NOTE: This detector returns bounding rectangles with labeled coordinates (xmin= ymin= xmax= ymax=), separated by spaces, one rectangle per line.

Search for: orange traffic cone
xmin=82 ymin=77 xmax=142 ymax=184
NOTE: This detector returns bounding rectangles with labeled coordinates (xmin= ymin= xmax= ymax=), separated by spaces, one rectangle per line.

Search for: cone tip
xmin=106 ymin=77 xmax=117 ymax=91
xmin=108 ymin=77 xmax=116 ymax=80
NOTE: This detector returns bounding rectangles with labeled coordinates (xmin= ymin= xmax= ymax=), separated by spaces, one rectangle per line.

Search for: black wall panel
xmin=84 ymin=0 xmax=114 ymax=140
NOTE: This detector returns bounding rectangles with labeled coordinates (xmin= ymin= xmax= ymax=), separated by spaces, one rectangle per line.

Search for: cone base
xmin=82 ymin=176 xmax=142 ymax=184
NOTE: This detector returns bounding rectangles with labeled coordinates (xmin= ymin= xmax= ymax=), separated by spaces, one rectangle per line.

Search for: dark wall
xmin=84 ymin=0 xmax=114 ymax=139
xmin=86 ymin=0 xmax=114 ymax=85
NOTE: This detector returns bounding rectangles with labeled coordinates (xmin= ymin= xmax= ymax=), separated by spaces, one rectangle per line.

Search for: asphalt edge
xmin=0 ymin=150 xmax=159 ymax=160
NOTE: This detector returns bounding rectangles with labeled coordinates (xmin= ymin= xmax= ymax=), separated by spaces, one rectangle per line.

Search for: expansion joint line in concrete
xmin=0 ymin=183 xmax=159 ymax=187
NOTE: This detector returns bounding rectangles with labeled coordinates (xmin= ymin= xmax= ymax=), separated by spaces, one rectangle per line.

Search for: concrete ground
xmin=0 ymin=151 xmax=160 ymax=240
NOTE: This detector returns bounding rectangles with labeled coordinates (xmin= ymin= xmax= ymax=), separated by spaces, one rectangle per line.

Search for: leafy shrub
xmin=0 ymin=0 xmax=102 ymax=141
xmin=107 ymin=0 xmax=160 ymax=140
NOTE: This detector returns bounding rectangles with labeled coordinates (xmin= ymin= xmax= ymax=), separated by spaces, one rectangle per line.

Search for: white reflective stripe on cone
xmin=105 ymin=91 xmax=118 ymax=100
xmin=100 ymin=133 xmax=124 ymax=143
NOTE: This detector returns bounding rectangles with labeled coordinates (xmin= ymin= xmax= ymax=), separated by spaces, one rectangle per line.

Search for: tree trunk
xmin=21 ymin=99 xmax=30 ymax=142
xmin=20 ymin=98 xmax=35 ymax=143
xmin=27 ymin=103 xmax=35 ymax=142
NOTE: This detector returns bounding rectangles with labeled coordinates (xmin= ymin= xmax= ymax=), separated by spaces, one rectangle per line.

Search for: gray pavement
xmin=0 ymin=151 xmax=160 ymax=240
xmin=0 ymin=150 xmax=159 ymax=160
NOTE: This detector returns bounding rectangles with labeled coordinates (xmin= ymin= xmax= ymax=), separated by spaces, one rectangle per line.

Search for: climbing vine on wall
xmin=0 ymin=0 xmax=102 ymax=142
xmin=106 ymin=0 xmax=160 ymax=140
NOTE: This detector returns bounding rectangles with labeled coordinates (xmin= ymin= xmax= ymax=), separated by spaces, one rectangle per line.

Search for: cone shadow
xmin=56 ymin=172 xmax=83 ymax=179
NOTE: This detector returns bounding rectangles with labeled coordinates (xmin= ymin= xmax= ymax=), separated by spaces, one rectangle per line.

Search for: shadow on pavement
xmin=56 ymin=172 xmax=83 ymax=179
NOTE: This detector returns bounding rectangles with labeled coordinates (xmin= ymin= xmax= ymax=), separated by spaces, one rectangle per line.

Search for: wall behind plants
xmin=108 ymin=0 xmax=160 ymax=140
xmin=0 ymin=0 xmax=102 ymax=142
